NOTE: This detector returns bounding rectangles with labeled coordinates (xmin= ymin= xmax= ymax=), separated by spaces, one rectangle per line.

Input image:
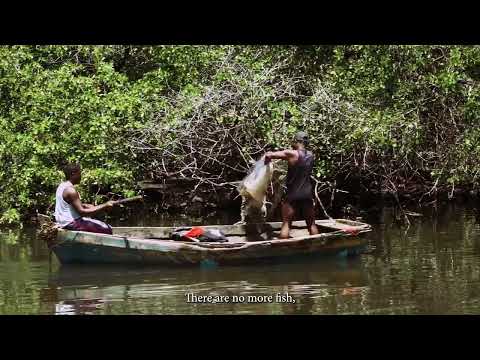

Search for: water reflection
xmin=43 ymin=258 xmax=368 ymax=315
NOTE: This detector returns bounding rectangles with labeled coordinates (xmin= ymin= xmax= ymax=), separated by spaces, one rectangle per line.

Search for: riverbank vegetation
xmin=1 ymin=45 xmax=480 ymax=224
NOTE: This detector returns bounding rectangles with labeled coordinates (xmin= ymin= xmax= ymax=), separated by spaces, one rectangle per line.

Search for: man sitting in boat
xmin=264 ymin=131 xmax=319 ymax=239
xmin=54 ymin=163 xmax=116 ymax=234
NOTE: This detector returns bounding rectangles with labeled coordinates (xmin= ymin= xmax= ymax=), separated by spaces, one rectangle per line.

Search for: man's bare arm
xmin=63 ymin=188 xmax=114 ymax=216
xmin=265 ymin=150 xmax=298 ymax=165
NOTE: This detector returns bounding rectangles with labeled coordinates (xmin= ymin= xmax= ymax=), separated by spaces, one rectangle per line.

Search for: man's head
xmin=292 ymin=131 xmax=309 ymax=149
xmin=63 ymin=163 xmax=81 ymax=184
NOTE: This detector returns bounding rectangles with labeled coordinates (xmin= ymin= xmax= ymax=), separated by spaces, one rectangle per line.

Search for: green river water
xmin=2 ymin=202 xmax=480 ymax=315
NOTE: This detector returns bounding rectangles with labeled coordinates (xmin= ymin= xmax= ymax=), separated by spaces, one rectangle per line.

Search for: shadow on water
xmin=49 ymin=257 xmax=367 ymax=288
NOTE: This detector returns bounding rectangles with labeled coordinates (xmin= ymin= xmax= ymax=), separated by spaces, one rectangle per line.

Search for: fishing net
xmin=37 ymin=216 xmax=59 ymax=248
xmin=237 ymin=156 xmax=273 ymax=204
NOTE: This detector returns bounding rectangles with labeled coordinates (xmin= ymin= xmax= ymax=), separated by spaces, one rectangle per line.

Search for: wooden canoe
xmin=46 ymin=219 xmax=372 ymax=266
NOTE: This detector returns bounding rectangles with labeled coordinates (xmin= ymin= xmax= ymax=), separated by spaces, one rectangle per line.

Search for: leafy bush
xmin=1 ymin=45 xmax=480 ymax=224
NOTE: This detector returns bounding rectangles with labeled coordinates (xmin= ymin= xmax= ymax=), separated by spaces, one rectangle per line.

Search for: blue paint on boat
xmin=53 ymin=242 xmax=143 ymax=265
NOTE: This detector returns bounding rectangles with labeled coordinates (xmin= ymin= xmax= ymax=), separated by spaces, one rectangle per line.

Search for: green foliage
xmin=1 ymin=45 xmax=480 ymax=224
xmin=0 ymin=209 xmax=21 ymax=225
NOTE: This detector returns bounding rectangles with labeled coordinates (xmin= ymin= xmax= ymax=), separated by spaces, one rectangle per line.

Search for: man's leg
xmin=280 ymin=201 xmax=295 ymax=239
xmin=303 ymin=199 xmax=319 ymax=235
xmin=65 ymin=217 xmax=113 ymax=234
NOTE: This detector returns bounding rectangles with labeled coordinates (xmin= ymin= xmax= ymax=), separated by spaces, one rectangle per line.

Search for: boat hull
xmin=51 ymin=228 xmax=369 ymax=267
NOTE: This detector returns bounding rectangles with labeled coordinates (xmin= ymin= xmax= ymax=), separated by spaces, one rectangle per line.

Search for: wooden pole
xmin=113 ymin=195 xmax=143 ymax=205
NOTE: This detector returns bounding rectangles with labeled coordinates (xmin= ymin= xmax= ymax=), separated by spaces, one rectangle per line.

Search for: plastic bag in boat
xmin=171 ymin=227 xmax=228 ymax=243
xmin=238 ymin=156 xmax=273 ymax=204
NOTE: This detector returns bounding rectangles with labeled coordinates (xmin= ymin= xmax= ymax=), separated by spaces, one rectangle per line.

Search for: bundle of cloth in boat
xmin=171 ymin=227 xmax=229 ymax=243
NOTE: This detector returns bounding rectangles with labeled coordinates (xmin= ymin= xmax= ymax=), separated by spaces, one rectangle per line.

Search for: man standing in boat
xmin=264 ymin=131 xmax=319 ymax=239
xmin=54 ymin=163 xmax=116 ymax=234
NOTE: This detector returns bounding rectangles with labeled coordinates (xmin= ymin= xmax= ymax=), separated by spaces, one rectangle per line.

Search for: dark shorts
xmin=64 ymin=217 xmax=113 ymax=235
xmin=288 ymin=199 xmax=314 ymax=212
xmin=283 ymin=197 xmax=315 ymax=222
